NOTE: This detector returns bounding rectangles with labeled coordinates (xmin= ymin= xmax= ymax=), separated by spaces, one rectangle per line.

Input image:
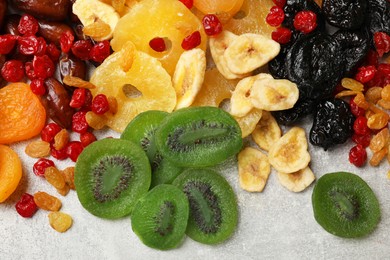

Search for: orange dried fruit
xmin=62 ymin=76 xmax=96 ymax=89
xmin=341 ymin=78 xmax=364 ymax=92
xmin=0 ymin=83 xmax=46 ymax=144
xmin=194 ymin=0 xmax=244 ymax=23
xmin=44 ymin=166 xmax=66 ymax=190
xmin=61 ymin=167 xmax=75 ymax=190
xmin=53 ymin=129 xmax=69 ymax=151
xmin=377 ymin=99 xmax=390 ymax=110
xmin=382 ymin=84 xmax=390 ymax=101
xmin=0 ymin=145 xmax=22 ymax=203
xmin=365 ymin=87 xmax=383 ymax=104
xmin=33 ymin=191 xmax=62 ymax=211
xmin=369 ymin=128 xmax=389 ymax=152
xmin=25 ymin=140 xmax=51 ymax=158
xmin=367 ymin=113 xmax=389 ymax=130
xmin=353 ymin=92 xmax=369 ymax=110
xmin=369 ymin=146 xmax=388 ymax=167
xmin=57 ymin=184 xmax=70 ymax=196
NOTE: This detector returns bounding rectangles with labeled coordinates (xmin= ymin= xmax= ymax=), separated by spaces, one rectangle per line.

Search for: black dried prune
xmin=286 ymin=32 xmax=343 ymax=100
xmin=322 ymin=0 xmax=367 ymax=30
xmin=283 ymin=0 xmax=326 ymax=32
xmin=333 ymin=30 xmax=369 ymax=75
xmin=272 ymin=99 xmax=315 ymax=125
xmin=310 ymin=98 xmax=354 ymax=150
xmin=365 ymin=0 xmax=390 ymax=35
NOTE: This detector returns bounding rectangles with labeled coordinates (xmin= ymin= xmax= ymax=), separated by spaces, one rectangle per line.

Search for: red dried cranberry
xmin=266 ymin=6 xmax=285 ymax=27
xmin=366 ymin=63 xmax=390 ymax=88
xmin=355 ymin=65 xmax=377 ymax=83
xmin=271 ymin=27 xmax=292 ymax=44
xmin=179 ymin=0 xmax=193 ymax=9
xmin=17 ymin=14 xmax=39 ymax=36
xmin=149 ymin=37 xmax=166 ymax=52
xmin=70 ymin=88 xmax=86 ymax=108
xmin=0 ymin=35 xmax=17 ymax=55
xmin=71 ymin=40 xmax=93 ymax=60
xmin=272 ymin=0 xmax=286 ymax=8
xmin=35 ymin=37 xmax=47 ymax=56
xmin=80 ymin=132 xmax=97 ymax=147
xmin=51 ymin=146 xmax=68 ymax=160
xmin=46 ymin=43 xmax=61 ymax=61
xmin=353 ymin=116 xmax=370 ymax=136
xmin=349 ymin=97 xmax=365 ymax=117
xmin=18 ymin=35 xmax=39 ymax=55
xmin=66 ymin=141 xmax=84 ymax=162
xmin=41 ymin=123 xmax=62 ymax=143
xmin=352 ymin=133 xmax=371 ymax=148
xmin=181 ymin=31 xmax=201 ymax=50
xmin=33 ymin=158 xmax=55 ymax=177
xmin=91 ymin=94 xmax=110 ymax=115
xmin=33 ymin=55 xmax=55 ymax=79
xmin=25 ymin=61 xmax=37 ymax=80
xmin=72 ymin=111 xmax=89 ymax=134
xmin=293 ymin=11 xmax=317 ymax=34
xmin=1 ymin=60 xmax=24 ymax=82
xmin=60 ymin=30 xmax=75 ymax=53
xmin=30 ymin=78 xmax=46 ymax=95
xmin=349 ymin=144 xmax=367 ymax=167
xmin=373 ymin=32 xmax=390 ymax=57
xmin=82 ymin=89 xmax=93 ymax=110
xmin=202 ymin=14 xmax=223 ymax=36
xmin=90 ymin=40 xmax=111 ymax=63
xmin=15 ymin=193 xmax=38 ymax=218
xmin=364 ymin=50 xmax=379 ymax=67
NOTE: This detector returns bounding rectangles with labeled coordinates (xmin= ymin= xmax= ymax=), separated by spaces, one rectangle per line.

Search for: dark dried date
xmin=59 ymin=53 xmax=87 ymax=90
xmin=10 ymin=0 xmax=70 ymax=21
xmin=38 ymin=20 xmax=73 ymax=46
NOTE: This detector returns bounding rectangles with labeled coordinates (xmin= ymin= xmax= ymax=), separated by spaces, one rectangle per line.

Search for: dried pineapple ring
xmin=90 ymin=42 xmax=176 ymax=132
xmin=111 ymin=0 xmax=207 ymax=76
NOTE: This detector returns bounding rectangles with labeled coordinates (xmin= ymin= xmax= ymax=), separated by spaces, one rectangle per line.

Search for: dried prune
xmin=272 ymin=98 xmax=315 ymax=125
xmin=283 ymin=0 xmax=326 ymax=32
xmin=286 ymin=32 xmax=343 ymax=100
xmin=333 ymin=30 xmax=369 ymax=75
xmin=323 ymin=0 xmax=367 ymax=30
xmin=310 ymin=98 xmax=354 ymax=150
xmin=365 ymin=0 xmax=390 ymax=35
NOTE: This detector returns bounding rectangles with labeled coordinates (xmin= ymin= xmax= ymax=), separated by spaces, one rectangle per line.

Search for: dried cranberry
xmin=1 ymin=60 xmax=24 ymax=82
xmin=202 ymin=14 xmax=223 ymax=36
xmin=271 ymin=27 xmax=292 ymax=44
xmin=179 ymin=0 xmax=193 ymax=9
xmin=149 ymin=37 xmax=166 ymax=52
xmin=60 ymin=30 xmax=75 ymax=53
xmin=15 ymin=193 xmax=38 ymax=218
xmin=266 ymin=6 xmax=285 ymax=27
xmin=91 ymin=94 xmax=110 ymax=115
xmin=349 ymin=97 xmax=365 ymax=117
xmin=80 ymin=132 xmax=97 ymax=147
xmin=353 ymin=116 xmax=370 ymax=135
xmin=352 ymin=133 xmax=371 ymax=147
xmin=33 ymin=55 xmax=55 ymax=79
xmin=366 ymin=63 xmax=390 ymax=88
xmin=364 ymin=49 xmax=379 ymax=67
xmin=349 ymin=144 xmax=367 ymax=167
xmin=70 ymin=88 xmax=86 ymax=108
xmin=82 ymin=89 xmax=93 ymax=110
xmin=373 ymin=32 xmax=390 ymax=57
xmin=33 ymin=158 xmax=55 ymax=177
xmin=17 ymin=14 xmax=39 ymax=36
xmin=46 ymin=43 xmax=61 ymax=61
xmin=66 ymin=141 xmax=84 ymax=162
xmin=51 ymin=146 xmax=68 ymax=160
xmin=89 ymin=40 xmax=111 ymax=63
xmin=18 ymin=35 xmax=39 ymax=55
xmin=293 ymin=11 xmax=317 ymax=34
xmin=355 ymin=65 xmax=377 ymax=83
xmin=72 ymin=111 xmax=89 ymax=134
xmin=272 ymin=0 xmax=286 ymax=8
xmin=41 ymin=123 xmax=62 ymax=143
xmin=0 ymin=34 xmax=17 ymax=55
xmin=30 ymin=78 xmax=46 ymax=95
xmin=181 ymin=31 xmax=201 ymax=50
xmin=35 ymin=37 xmax=47 ymax=56
xmin=24 ymin=61 xmax=37 ymax=80
xmin=71 ymin=40 xmax=93 ymax=60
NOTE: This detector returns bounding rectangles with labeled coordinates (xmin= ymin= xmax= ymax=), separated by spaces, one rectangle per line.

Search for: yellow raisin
xmin=34 ymin=191 xmax=62 ymax=211
xmin=53 ymin=129 xmax=69 ymax=150
xmin=367 ymin=113 xmax=389 ymax=130
xmin=369 ymin=128 xmax=389 ymax=152
xmin=61 ymin=167 xmax=75 ymax=190
xmin=25 ymin=140 xmax=50 ymax=158
xmin=48 ymin=212 xmax=73 ymax=233
xmin=369 ymin=146 xmax=388 ymax=167
xmin=83 ymin=19 xmax=111 ymax=39
xmin=381 ymin=84 xmax=390 ymax=101
xmin=377 ymin=99 xmax=390 ymax=110
xmin=341 ymin=78 xmax=364 ymax=92
xmin=354 ymin=92 xmax=369 ymax=110
xmin=108 ymin=96 xmax=118 ymax=115
xmin=112 ymin=0 xmax=125 ymax=13
xmin=85 ymin=111 xmax=107 ymax=130
xmin=45 ymin=166 xmax=66 ymax=189
xmin=63 ymin=75 xmax=96 ymax=89
xmin=365 ymin=87 xmax=383 ymax=104
xmin=57 ymin=184 xmax=70 ymax=196
xmin=335 ymin=90 xmax=360 ymax=98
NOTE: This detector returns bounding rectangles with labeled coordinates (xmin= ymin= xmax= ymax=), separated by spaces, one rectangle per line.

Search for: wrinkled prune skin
xmin=322 ymin=0 xmax=367 ymax=30
xmin=272 ymin=99 xmax=315 ymax=125
xmin=310 ymin=98 xmax=354 ymax=150
xmin=365 ymin=0 xmax=390 ymax=35
xmin=286 ymin=33 xmax=343 ymax=100
xmin=283 ymin=0 xmax=326 ymax=32
xmin=333 ymin=30 xmax=369 ymax=75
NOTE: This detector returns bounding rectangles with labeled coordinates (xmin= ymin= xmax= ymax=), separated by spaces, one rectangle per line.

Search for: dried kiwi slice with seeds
xmin=74 ymin=138 xmax=151 ymax=219
xmin=155 ymin=106 xmax=243 ymax=168
xmin=131 ymin=184 xmax=189 ymax=250
xmin=121 ymin=110 xmax=183 ymax=187
xmin=312 ymin=172 xmax=381 ymax=238
xmin=173 ymin=168 xmax=238 ymax=244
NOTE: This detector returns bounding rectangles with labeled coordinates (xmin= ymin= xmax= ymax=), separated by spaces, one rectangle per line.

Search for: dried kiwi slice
xmin=312 ymin=172 xmax=381 ymax=238
xmin=131 ymin=184 xmax=189 ymax=250
xmin=155 ymin=106 xmax=243 ymax=167
xmin=75 ymin=138 xmax=151 ymax=219
xmin=121 ymin=110 xmax=182 ymax=187
xmin=173 ymin=168 xmax=238 ymax=244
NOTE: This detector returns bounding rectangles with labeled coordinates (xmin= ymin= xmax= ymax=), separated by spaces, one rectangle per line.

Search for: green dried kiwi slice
xmin=121 ymin=110 xmax=182 ymax=187
xmin=312 ymin=172 xmax=381 ymax=238
xmin=131 ymin=184 xmax=189 ymax=250
xmin=74 ymin=138 xmax=151 ymax=219
xmin=155 ymin=106 xmax=243 ymax=167
xmin=173 ymin=168 xmax=238 ymax=244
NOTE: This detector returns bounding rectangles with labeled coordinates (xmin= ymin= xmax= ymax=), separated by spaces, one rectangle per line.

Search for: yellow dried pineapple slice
xmin=193 ymin=0 xmax=244 ymax=24
xmin=111 ymin=0 xmax=207 ymax=76
xmin=90 ymin=42 xmax=176 ymax=132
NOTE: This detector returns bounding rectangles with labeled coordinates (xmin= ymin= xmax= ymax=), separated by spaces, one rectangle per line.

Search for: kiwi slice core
xmin=312 ymin=172 xmax=381 ymax=238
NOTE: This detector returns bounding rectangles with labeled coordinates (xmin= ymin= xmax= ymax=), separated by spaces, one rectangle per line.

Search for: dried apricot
xmin=0 ymin=83 xmax=46 ymax=144
xmin=0 ymin=145 xmax=22 ymax=203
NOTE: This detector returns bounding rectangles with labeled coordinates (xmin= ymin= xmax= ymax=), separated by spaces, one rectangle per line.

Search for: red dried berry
xmin=0 ymin=34 xmax=17 ymax=55
xmin=90 ymin=40 xmax=111 ymax=63
xmin=60 ymin=30 xmax=75 ymax=53
xmin=35 ymin=37 xmax=47 ymax=56
xmin=353 ymin=116 xmax=370 ymax=136
xmin=17 ymin=14 xmax=39 ymax=36
xmin=30 ymin=78 xmax=46 ymax=95
xmin=66 ymin=141 xmax=84 ymax=162
xmin=364 ymin=49 xmax=379 ymax=67
xmin=25 ymin=61 xmax=37 ymax=80
xmin=80 ymin=132 xmax=97 ymax=147
xmin=349 ymin=144 xmax=367 ymax=167
xmin=266 ymin=6 xmax=285 ymax=27
xmin=352 ymin=133 xmax=371 ymax=148
xmin=71 ymin=40 xmax=93 ymax=60
xmin=293 ymin=11 xmax=317 ymax=34
xmin=41 ymin=123 xmax=62 ymax=143
xmin=149 ymin=37 xmax=166 ymax=52
xmin=355 ymin=65 xmax=377 ymax=84
xmin=349 ymin=96 xmax=365 ymax=117
xmin=202 ymin=14 xmax=223 ymax=36
xmin=272 ymin=0 xmax=286 ymax=8
xmin=18 ymin=35 xmax=39 ymax=55
xmin=82 ymin=89 xmax=93 ymax=110
xmin=91 ymin=94 xmax=110 ymax=115
xmin=373 ymin=32 xmax=390 ymax=57
xmin=32 ymin=55 xmax=55 ymax=79
xmin=15 ymin=193 xmax=38 ymax=218
xmin=72 ymin=111 xmax=89 ymax=134
xmin=70 ymin=88 xmax=86 ymax=108
xmin=46 ymin=43 xmax=61 ymax=61
xmin=271 ymin=27 xmax=292 ymax=44
xmin=51 ymin=146 xmax=68 ymax=160
xmin=179 ymin=0 xmax=193 ymax=9
xmin=181 ymin=31 xmax=201 ymax=50
xmin=1 ymin=60 xmax=24 ymax=82
xmin=33 ymin=158 xmax=55 ymax=177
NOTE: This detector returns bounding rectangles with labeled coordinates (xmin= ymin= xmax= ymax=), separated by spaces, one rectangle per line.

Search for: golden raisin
xmin=354 ymin=92 xmax=369 ymax=110
xmin=85 ymin=111 xmax=107 ymax=130
xmin=369 ymin=128 xmax=389 ymax=152
xmin=381 ymin=84 xmax=390 ymax=101
xmin=108 ymin=96 xmax=118 ymax=115
xmin=57 ymin=184 xmax=70 ymax=196
xmin=33 ymin=191 xmax=62 ymax=211
xmin=83 ymin=19 xmax=111 ymax=39
xmin=335 ymin=90 xmax=360 ymax=98
xmin=45 ymin=166 xmax=66 ymax=190
xmin=112 ymin=0 xmax=125 ymax=13
xmin=53 ymin=129 xmax=69 ymax=150
xmin=365 ymin=87 xmax=383 ymax=104
xmin=367 ymin=113 xmax=389 ymax=130
xmin=377 ymin=99 xmax=390 ymax=110
xmin=63 ymin=75 xmax=96 ymax=89
xmin=369 ymin=146 xmax=388 ymax=167
xmin=25 ymin=140 xmax=50 ymax=158
xmin=341 ymin=78 xmax=364 ymax=92
xmin=61 ymin=167 xmax=75 ymax=190
xmin=48 ymin=212 xmax=73 ymax=233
